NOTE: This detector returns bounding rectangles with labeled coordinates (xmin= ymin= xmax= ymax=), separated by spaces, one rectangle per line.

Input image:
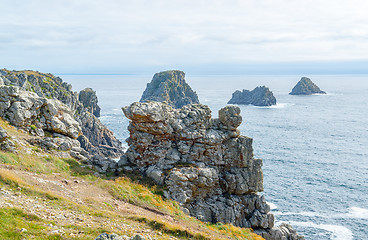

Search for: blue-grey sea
xmin=61 ymin=74 xmax=368 ymax=240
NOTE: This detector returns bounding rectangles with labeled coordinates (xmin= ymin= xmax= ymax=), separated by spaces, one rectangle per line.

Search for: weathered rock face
xmin=140 ymin=70 xmax=199 ymax=109
xmin=121 ymin=101 xmax=304 ymax=240
xmin=0 ymin=69 xmax=122 ymax=158
xmin=289 ymin=77 xmax=326 ymax=95
xmin=78 ymin=111 xmax=123 ymax=158
xmin=79 ymin=88 xmax=101 ymax=117
xmin=0 ymin=69 xmax=79 ymax=110
xmin=0 ymin=86 xmax=81 ymax=139
xmin=228 ymin=86 xmax=276 ymax=106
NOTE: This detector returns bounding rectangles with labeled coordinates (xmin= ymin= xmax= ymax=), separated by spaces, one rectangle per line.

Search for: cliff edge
xmin=0 ymin=69 xmax=123 ymax=158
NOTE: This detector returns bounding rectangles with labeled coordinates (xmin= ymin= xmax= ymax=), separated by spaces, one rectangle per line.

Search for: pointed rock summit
xmin=140 ymin=70 xmax=199 ymax=109
xmin=289 ymin=77 xmax=326 ymax=95
xmin=228 ymin=86 xmax=276 ymax=106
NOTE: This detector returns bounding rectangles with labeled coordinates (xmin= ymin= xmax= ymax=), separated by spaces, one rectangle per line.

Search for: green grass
xmin=0 ymin=207 xmax=63 ymax=240
xmin=132 ymin=216 xmax=208 ymax=240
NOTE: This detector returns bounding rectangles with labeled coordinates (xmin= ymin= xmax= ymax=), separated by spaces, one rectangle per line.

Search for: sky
xmin=1 ymin=0 xmax=368 ymax=74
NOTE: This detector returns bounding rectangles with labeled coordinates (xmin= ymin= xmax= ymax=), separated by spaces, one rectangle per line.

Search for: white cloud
xmin=1 ymin=0 xmax=368 ymax=72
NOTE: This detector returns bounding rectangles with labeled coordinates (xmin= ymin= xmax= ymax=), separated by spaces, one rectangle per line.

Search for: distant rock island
xmin=228 ymin=86 xmax=276 ymax=106
xmin=289 ymin=77 xmax=326 ymax=95
xmin=140 ymin=70 xmax=199 ymax=109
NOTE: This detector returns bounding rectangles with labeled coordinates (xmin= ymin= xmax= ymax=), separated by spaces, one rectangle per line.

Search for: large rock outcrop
xmin=79 ymin=88 xmax=101 ymax=117
xmin=0 ymin=69 xmax=122 ymax=158
xmin=120 ymin=101 xmax=304 ymax=240
xmin=0 ymin=86 xmax=81 ymax=139
xmin=140 ymin=70 xmax=199 ymax=109
xmin=289 ymin=77 xmax=326 ymax=95
xmin=228 ymin=86 xmax=276 ymax=106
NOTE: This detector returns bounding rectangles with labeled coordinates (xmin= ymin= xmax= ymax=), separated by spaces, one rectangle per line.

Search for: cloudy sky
xmin=1 ymin=0 xmax=368 ymax=74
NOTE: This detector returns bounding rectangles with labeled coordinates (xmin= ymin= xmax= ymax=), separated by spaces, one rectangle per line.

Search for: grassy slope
xmin=0 ymin=118 xmax=264 ymax=240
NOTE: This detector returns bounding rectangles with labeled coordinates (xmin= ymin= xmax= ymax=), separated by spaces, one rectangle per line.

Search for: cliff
xmin=228 ymin=86 xmax=276 ymax=106
xmin=140 ymin=70 xmax=199 ymax=109
xmin=0 ymin=116 xmax=263 ymax=240
xmin=289 ymin=77 xmax=326 ymax=95
xmin=121 ymin=101 xmax=304 ymax=240
xmin=0 ymin=69 xmax=123 ymax=158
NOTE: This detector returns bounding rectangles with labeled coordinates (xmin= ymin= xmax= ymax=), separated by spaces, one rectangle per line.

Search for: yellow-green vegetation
xmin=0 ymin=117 xmax=264 ymax=240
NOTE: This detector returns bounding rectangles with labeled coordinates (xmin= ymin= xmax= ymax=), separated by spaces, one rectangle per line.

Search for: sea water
xmin=60 ymin=74 xmax=368 ymax=240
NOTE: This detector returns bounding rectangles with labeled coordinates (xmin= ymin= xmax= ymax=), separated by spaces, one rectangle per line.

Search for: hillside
xmin=0 ymin=117 xmax=263 ymax=240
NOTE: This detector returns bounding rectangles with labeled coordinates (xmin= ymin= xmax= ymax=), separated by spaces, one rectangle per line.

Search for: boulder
xmin=95 ymin=233 xmax=126 ymax=240
xmin=140 ymin=70 xmax=199 ymax=109
xmin=228 ymin=86 xmax=276 ymax=106
xmin=289 ymin=77 xmax=326 ymax=95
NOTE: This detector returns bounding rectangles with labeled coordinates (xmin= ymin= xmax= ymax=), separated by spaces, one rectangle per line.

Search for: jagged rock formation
xmin=289 ymin=77 xmax=326 ymax=95
xmin=79 ymin=88 xmax=101 ymax=117
xmin=228 ymin=86 xmax=276 ymax=106
xmin=140 ymin=70 xmax=199 ymax=109
xmin=0 ymin=86 xmax=81 ymax=139
xmin=120 ymin=101 xmax=304 ymax=240
xmin=0 ymin=69 xmax=122 ymax=158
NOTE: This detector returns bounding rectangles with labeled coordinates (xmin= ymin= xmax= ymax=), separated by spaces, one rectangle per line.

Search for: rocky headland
xmin=140 ymin=70 xmax=199 ymax=109
xmin=120 ymin=101 xmax=304 ymax=240
xmin=0 ymin=69 xmax=124 ymax=161
xmin=228 ymin=86 xmax=276 ymax=107
xmin=289 ymin=77 xmax=326 ymax=95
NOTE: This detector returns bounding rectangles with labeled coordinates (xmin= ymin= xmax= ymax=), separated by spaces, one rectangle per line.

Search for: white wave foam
xmin=347 ymin=207 xmax=368 ymax=219
xmin=269 ymin=103 xmax=294 ymax=108
xmin=251 ymin=103 xmax=294 ymax=109
xmin=267 ymin=202 xmax=277 ymax=210
xmin=273 ymin=211 xmax=322 ymax=217
xmin=289 ymin=221 xmax=353 ymax=240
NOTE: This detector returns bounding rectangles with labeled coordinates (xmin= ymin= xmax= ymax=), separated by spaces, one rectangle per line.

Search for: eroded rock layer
xmin=121 ymin=101 xmax=304 ymax=240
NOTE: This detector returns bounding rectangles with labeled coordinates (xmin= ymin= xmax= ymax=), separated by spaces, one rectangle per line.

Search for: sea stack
xmin=228 ymin=86 xmax=276 ymax=106
xmin=140 ymin=70 xmax=199 ymax=109
xmin=289 ymin=77 xmax=326 ymax=95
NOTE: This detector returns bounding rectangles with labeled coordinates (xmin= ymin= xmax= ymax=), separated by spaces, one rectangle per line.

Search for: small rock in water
xmin=228 ymin=86 xmax=276 ymax=106
xmin=289 ymin=77 xmax=326 ymax=95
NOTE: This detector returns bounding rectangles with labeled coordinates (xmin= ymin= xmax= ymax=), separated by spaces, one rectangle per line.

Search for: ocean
xmin=60 ymin=74 xmax=368 ymax=240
